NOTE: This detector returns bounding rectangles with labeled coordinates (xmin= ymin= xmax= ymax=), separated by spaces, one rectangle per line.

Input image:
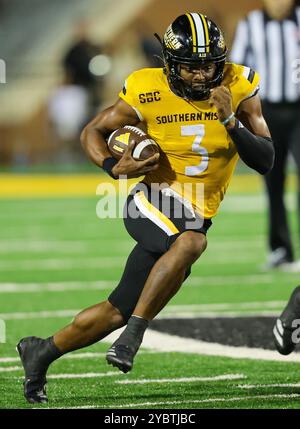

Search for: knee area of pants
xmin=175 ymin=231 xmax=207 ymax=261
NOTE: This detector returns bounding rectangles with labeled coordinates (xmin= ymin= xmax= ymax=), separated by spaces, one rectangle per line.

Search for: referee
xmin=230 ymin=0 xmax=300 ymax=269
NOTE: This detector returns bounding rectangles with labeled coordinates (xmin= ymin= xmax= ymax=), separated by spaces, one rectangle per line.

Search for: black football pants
xmin=108 ymin=183 xmax=212 ymax=321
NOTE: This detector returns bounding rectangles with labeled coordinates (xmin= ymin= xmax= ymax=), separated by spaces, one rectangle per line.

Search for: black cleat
xmin=16 ymin=337 xmax=49 ymax=404
xmin=106 ymin=344 xmax=134 ymax=373
xmin=273 ymin=318 xmax=296 ymax=355
xmin=273 ymin=286 xmax=300 ymax=355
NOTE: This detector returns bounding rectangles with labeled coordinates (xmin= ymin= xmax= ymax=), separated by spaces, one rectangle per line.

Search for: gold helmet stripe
xmin=199 ymin=14 xmax=210 ymax=53
xmin=185 ymin=13 xmax=198 ymax=53
xmin=186 ymin=13 xmax=210 ymax=54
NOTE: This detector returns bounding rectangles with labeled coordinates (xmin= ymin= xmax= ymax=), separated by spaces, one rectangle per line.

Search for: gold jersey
xmin=119 ymin=63 xmax=260 ymax=218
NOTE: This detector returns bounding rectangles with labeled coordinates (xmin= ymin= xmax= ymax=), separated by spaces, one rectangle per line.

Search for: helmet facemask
xmin=164 ymin=54 xmax=226 ymax=101
xmin=159 ymin=13 xmax=228 ymax=101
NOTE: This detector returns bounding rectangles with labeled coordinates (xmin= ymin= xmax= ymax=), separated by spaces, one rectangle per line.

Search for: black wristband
xmin=102 ymin=157 xmax=118 ymax=179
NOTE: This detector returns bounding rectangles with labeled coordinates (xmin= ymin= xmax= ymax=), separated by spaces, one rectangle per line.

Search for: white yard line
xmin=0 ymin=350 xmax=158 ymax=364
xmin=0 ymin=301 xmax=283 ymax=320
xmin=0 ymin=301 xmax=284 ymax=320
xmin=199 ymin=254 xmax=261 ymax=263
xmin=47 ymin=372 xmax=120 ymax=379
xmin=0 ymin=281 xmax=115 ymax=293
xmin=0 ymin=229 xmax=116 ymax=241
xmin=47 ymin=393 xmax=300 ymax=409
xmin=187 ymin=274 xmax=277 ymax=287
xmin=8 ymin=371 xmax=122 ymax=379
xmin=0 ymin=309 xmax=79 ymax=320
xmin=78 ymin=328 xmax=300 ymax=363
xmin=0 ymin=274 xmax=280 ymax=294
xmin=0 ymin=253 xmax=273 ymax=272
xmin=4 ymin=324 xmax=299 ymax=379
xmin=103 ymin=329 xmax=300 ymax=363
xmin=116 ymin=374 xmax=246 ymax=385
xmin=0 ymin=366 xmax=22 ymax=372
xmin=0 ymin=240 xmax=133 ymax=254
xmin=0 ymin=257 xmax=126 ymax=271
xmin=0 ymin=242 xmax=89 ymax=253
xmin=102 ymin=393 xmax=300 ymax=408
xmin=7 ymin=371 xmax=122 ymax=378
xmin=2 ymin=316 xmax=300 ymax=363
xmin=0 ymin=353 xmax=91 ymax=364
xmin=238 ymin=383 xmax=300 ymax=389
xmin=0 ymin=194 xmax=295 ymax=215
xmin=0 ymin=236 xmax=267 ymax=245
xmin=137 ymin=330 xmax=300 ymax=362
xmin=161 ymin=301 xmax=285 ymax=311
xmin=158 ymin=310 xmax=280 ymax=318
xmin=220 ymin=194 xmax=295 ymax=212
xmin=0 ymin=358 xmax=20 ymax=363
xmin=0 ymin=239 xmax=264 ymax=251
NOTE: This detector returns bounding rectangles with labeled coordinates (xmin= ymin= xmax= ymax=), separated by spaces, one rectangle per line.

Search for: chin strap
xmin=153 ymin=33 xmax=166 ymax=70
xmin=154 ymin=33 xmax=163 ymax=45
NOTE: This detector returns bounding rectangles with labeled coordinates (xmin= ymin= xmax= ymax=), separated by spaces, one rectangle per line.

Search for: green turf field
xmin=1 ymin=184 xmax=300 ymax=409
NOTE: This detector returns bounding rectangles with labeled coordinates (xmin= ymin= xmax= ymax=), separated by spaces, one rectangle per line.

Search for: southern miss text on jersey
xmin=119 ymin=63 xmax=260 ymax=218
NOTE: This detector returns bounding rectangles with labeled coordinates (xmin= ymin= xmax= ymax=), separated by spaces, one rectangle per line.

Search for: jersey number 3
xmin=182 ymin=124 xmax=208 ymax=176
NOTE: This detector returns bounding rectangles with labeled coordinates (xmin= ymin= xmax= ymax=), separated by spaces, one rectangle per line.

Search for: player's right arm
xmin=80 ymin=98 xmax=159 ymax=178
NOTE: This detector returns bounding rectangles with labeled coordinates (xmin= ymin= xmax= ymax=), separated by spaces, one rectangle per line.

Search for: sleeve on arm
xmin=234 ymin=67 xmax=260 ymax=112
xmin=118 ymin=72 xmax=144 ymax=120
xmin=119 ymin=73 xmax=137 ymax=106
xmin=241 ymin=67 xmax=260 ymax=99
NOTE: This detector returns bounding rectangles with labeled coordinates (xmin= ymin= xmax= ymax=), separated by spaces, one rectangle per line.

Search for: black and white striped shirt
xmin=230 ymin=7 xmax=300 ymax=103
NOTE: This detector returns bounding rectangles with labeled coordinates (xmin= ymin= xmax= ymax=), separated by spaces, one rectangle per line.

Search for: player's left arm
xmin=210 ymin=87 xmax=274 ymax=175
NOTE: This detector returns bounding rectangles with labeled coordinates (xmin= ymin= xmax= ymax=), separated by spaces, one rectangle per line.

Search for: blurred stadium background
xmin=1 ymin=0 xmax=300 ymax=409
xmin=0 ymin=0 xmax=265 ymax=170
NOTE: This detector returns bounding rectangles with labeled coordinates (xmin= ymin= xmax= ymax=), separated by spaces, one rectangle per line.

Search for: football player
xmin=17 ymin=13 xmax=274 ymax=403
xmin=273 ymin=285 xmax=300 ymax=355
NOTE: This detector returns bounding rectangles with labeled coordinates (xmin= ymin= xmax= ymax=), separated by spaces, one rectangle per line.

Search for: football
xmin=107 ymin=125 xmax=159 ymax=161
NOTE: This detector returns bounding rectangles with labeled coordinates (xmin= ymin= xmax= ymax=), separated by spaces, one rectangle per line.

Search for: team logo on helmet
xmin=163 ymin=25 xmax=183 ymax=50
xmin=217 ymin=32 xmax=225 ymax=49
xmin=161 ymin=13 xmax=227 ymax=101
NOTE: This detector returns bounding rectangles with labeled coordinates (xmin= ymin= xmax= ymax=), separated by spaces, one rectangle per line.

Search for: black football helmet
xmin=160 ymin=13 xmax=227 ymax=101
